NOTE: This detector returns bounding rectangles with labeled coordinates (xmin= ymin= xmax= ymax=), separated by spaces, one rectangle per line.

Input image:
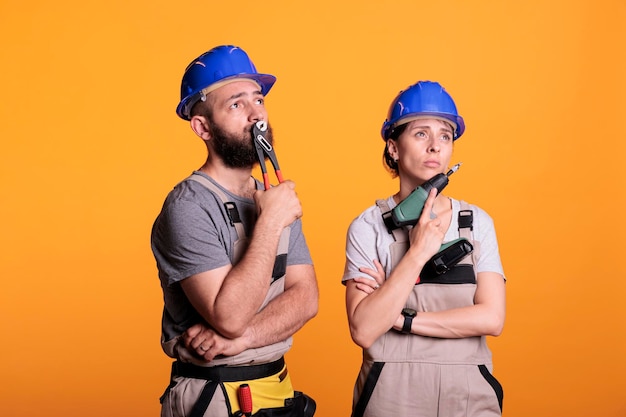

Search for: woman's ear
xmin=190 ymin=115 xmax=211 ymax=141
xmin=387 ymin=139 xmax=399 ymax=161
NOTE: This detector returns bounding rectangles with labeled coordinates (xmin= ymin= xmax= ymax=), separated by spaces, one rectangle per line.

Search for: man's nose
xmin=248 ymin=106 xmax=265 ymax=122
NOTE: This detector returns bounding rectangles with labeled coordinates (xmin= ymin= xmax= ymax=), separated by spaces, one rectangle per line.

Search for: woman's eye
xmin=441 ymin=134 xmax=452 ymax=141
xmin=416 ymin=131 xmax=427 ymax=138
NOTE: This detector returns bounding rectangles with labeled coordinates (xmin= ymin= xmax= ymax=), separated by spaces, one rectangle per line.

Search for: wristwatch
xmin=401 ymin=308 xmax=417 ymax=334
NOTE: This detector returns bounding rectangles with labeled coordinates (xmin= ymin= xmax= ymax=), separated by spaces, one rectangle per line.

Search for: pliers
xmin=253 ymin=120 xmax=284 ymax=190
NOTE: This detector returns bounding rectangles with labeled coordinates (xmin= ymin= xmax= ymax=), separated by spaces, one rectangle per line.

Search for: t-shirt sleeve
xmin=286 ymin=218 xmax=313 ymax=266
xmin=152 ymin=197 xmax=231 ymax=286
xmin=474 ymin=206 xmax=505 ymax=278
xmin=342 ymin=215 xmax=379 ymax=284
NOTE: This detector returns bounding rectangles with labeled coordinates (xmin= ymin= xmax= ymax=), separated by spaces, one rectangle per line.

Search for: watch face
xmin=402 ymin=308 xmax=417 ymax=317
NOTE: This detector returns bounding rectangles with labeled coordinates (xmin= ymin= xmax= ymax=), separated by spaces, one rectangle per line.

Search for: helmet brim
xmin=382 ymin=112 xmax=466 ymax=140
xmin=176 ymin=73 xmax=276 ymax=121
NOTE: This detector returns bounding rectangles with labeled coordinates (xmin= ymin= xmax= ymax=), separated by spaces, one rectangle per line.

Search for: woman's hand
xmin=354 ymin=259 xmax=385 ymax=294
xmin=408 ymin=188 xmax=446 ymax=263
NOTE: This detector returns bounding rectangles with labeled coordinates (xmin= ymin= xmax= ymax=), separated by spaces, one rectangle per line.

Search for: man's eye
xmin=255 ymin=98 xmax=264 ymax=105
xmin=230 ymin=103 xmax=240 ymax=109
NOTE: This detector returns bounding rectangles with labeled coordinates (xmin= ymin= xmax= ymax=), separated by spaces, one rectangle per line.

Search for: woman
xmin=343 ymin=81 xmax=506 ymax=417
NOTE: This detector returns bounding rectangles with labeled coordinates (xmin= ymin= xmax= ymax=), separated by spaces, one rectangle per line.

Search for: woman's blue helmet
xmin=381 ymin=81 xmax=465 ymax=140
xmin=176 ymin=45 xmax=276 ymax=121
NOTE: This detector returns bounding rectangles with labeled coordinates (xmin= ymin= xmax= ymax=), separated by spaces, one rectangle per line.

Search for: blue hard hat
xmin=176 ymin=45 xmax=276 ymax=120
xmin=381 ymin=81 xmax=465 ymax=140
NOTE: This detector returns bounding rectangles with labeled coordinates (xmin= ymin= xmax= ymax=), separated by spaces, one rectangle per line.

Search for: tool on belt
xmin=253 ymin=120 xmax=284 ymax=190
xmin=237 ymin=384 xmax=253 ymax=417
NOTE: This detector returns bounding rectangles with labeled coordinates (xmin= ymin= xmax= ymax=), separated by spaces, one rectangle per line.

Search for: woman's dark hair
xmin=382 ymin=123 xmax=408 ymax=177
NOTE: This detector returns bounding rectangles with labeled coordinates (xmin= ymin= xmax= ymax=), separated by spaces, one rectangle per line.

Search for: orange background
xmin=1 ymin=1 xmax=625 ymax=416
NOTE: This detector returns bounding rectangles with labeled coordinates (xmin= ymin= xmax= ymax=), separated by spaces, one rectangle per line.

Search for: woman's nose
xmin=428 ymin=139 xmax=440 ymax=153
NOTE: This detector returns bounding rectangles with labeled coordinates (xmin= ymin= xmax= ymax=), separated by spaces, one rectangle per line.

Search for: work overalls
xmin=351 ymin=200 xmax=503 ymax=417
xmin=160 ymin=174 xmax=315 ymax=417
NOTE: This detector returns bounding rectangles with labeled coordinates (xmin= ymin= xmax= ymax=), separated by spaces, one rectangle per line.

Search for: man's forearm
xmin=210 ymin=222 xmax=285 ymax=336
xmin=240 ymin=270 xmax=318 ymax=349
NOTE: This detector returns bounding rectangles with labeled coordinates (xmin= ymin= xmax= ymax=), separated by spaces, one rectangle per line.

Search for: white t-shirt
xmin=343 ymin=196 xmax=504 ymax=283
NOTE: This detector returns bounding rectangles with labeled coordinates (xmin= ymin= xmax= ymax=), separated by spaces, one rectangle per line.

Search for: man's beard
xmin=208 ymin=118 xmax=274 ymax=169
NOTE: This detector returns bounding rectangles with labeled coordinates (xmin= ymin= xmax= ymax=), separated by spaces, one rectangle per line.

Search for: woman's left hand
xmin=354 ymin=259 xmax=386 ymax=294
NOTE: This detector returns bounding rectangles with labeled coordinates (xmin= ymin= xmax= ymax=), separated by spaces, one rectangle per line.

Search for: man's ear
xmin=190 ymin=115 xmax=211 ymax=140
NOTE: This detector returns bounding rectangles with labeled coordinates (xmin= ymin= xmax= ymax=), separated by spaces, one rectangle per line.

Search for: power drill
xmin=382 ymin=163 xmax=462 ymax=231
xmin=381 ymin=163 xmax=471 ymax=276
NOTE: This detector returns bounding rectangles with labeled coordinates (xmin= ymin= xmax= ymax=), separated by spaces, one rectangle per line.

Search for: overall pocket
xmin=478 ymin=364 xmax=503 ymax=412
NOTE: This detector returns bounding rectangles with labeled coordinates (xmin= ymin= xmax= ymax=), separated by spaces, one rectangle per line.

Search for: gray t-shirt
xmin=151 ymin=171 xmax=313 ymax=359
xmin=343 ymin=197 xmax=504 ymax=283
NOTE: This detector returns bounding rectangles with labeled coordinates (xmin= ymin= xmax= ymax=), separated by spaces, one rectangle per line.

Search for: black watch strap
xmin=402 ymin=314 xmax=413 ymax=334
xmin=401 ymin=308 xmax=416 ymax=334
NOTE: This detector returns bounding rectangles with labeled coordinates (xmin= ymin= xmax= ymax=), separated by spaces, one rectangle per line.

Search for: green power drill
xmin=381 ymin=163 xmax=472 ymax=276
xmin=382 ymin=163 xmax=462 ymax=231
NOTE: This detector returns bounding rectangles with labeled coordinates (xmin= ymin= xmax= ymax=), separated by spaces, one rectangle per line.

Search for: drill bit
xmin=446 ymin=162 xmax=462 ymax=177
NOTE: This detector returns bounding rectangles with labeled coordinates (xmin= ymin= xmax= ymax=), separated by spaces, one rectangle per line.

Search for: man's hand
xmin=253 ymin=180 xmax=302 ymax=229
xmin=182 ymin=323 xmax=248 ymax=362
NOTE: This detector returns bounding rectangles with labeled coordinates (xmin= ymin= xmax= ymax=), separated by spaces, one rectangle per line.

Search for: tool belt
xmin=165 ymin=357 xmax=316 ymax=417
xmin=172 ymin=357 xmax=286 ymax=382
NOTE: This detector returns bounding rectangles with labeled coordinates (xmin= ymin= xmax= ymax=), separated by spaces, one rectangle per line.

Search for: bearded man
xmin=151 ymin=45 xmax=318 ymax=417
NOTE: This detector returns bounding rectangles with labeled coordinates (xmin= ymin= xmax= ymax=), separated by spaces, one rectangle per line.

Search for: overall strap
xmin=187 ymin=173 xmax=247 ymax=242
xmin=376 ymin=199 xmax=408 ymax=269
xmin=188 ymin=173 xmax=290 ymax=275
xmin=187 ymin=174 xmax=249 ymax=265
xmin=376 ymin=199 xmax=407 ymax=244
xmin=459 ymin=200 xmax=480 ymax=267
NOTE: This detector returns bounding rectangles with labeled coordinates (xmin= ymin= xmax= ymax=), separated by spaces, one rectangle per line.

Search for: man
xmin=151 ymin=45 xmax=318 ymax=417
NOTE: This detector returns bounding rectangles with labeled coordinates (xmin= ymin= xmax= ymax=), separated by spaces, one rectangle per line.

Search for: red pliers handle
xmin=253 ymin=121 xmax=284 ymax=190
